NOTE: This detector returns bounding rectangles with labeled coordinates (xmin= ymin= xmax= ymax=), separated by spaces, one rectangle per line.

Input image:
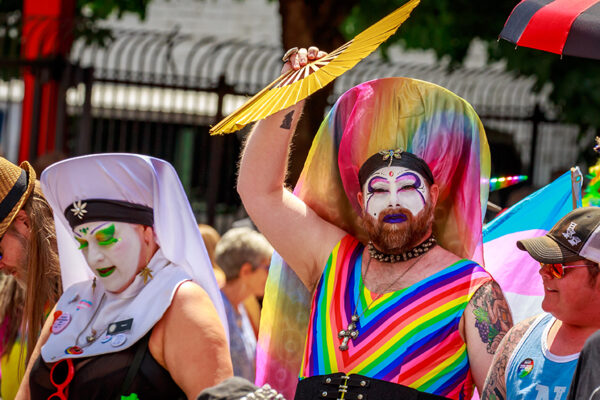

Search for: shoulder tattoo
xmin=481 ymin=317 xmax=536 ymax=400
xmin=280 ymin=110 xmax=295 ymax=130
xmin=471 ymin=281 xmax=514 ymax=354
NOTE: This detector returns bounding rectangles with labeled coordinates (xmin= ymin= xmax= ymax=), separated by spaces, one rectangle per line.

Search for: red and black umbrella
xmin=499 ymin=0 xmax=600 ymax=60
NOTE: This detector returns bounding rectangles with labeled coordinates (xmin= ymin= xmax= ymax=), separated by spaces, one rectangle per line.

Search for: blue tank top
xmin=506 ymin=313 xmax=579 ymax=400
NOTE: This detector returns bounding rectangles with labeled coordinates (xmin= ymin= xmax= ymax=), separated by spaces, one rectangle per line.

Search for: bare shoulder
xmin=151 ymin=280 xmax=232 ymax=396
xmin=164 ymin=281 xmax=223 ymax=328
xmin=501 ymin=314 xmax=538 ymax=354
xmin=170 ymin=280 xmax=211 ymax=306
xmin=150 ymin=281 xmax=225 ymax=365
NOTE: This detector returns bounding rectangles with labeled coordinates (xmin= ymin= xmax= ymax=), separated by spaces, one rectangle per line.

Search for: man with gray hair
xmin=216 ymin=227 xmax=273 ymax=382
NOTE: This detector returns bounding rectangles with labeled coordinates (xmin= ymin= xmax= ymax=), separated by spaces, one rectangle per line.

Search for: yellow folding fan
xmin=209 ymin=0 xmax=420 ymax=135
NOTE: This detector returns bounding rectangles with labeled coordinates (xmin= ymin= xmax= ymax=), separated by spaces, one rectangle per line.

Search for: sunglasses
xmin=48 ymin=358 xmax=74 ymax=400
xmin=539 ymin=262 xmax=597 ymax=279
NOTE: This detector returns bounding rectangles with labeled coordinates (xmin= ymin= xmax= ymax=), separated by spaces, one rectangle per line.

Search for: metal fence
xmin=0 ymin=14 xmax=588 ymax=228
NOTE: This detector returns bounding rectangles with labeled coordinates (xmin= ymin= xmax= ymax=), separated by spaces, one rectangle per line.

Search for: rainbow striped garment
xmin=299 ymin=235 xmax=492 ymax=399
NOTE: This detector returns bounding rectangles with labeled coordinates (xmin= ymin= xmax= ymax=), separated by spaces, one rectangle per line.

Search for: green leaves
xmin=473 ymin=307 xmax=490 ymax=323
xmin=343 ymin=0 xmax=600 ymax=143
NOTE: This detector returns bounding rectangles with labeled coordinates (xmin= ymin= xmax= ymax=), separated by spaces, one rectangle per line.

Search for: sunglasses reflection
xmin=539 ymin=262 xmax=596 ymax=279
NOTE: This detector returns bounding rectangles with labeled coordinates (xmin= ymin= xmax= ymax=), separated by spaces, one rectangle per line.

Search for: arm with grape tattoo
xmin=463 ymin=280 xmax=514 ymax=393
xmin=471 ymin=281 xmax=513 ymax=354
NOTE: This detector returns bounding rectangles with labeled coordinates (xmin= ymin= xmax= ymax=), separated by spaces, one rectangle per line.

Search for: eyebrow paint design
xmin=367 ymin=176 xmax=388 ymax=192
xmin=90 ymin=222 xmax=110 ymax=235
xmin=396 ymin=172 xmax=426 ymax=204
xmin=395 ymin=172 xmax=420 ymax=185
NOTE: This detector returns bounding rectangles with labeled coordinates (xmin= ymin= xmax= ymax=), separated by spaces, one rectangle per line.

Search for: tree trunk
xmin=277 ymin=0 xmax=359 ymax=186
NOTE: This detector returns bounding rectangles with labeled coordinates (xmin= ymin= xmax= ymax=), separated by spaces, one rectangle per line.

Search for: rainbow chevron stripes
xmin=299 ymin=235 xmax=492 ymax=399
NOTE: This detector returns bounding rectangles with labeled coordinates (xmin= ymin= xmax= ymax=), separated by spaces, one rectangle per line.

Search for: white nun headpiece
xmin=40 ymin=153 xmax=227 ymax=330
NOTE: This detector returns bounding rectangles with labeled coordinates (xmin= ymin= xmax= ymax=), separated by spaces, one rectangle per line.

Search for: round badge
xmin=517 ymin=358 xmax=534 ymax=378
xmin=51 ymin=313 xmax=71 ymax=334
xmin=111 ymin=333 xmax=127 ymax=347
xmin=65 ymin=346 xmax=83 ymax=355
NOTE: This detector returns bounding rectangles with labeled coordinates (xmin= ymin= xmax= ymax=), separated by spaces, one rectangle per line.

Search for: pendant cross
xmin=338 ymin=314 xmax=360 ymax=351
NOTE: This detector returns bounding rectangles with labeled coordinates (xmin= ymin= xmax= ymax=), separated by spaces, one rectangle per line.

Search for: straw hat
xmin=0 ymin=158 xmax=36 ymax=238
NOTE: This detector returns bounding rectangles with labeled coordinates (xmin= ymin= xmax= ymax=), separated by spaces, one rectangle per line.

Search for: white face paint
xmin=73 ymin=221 xmax=143 ymax=293
xmin=362 ymin=166 xmax=430 ymax=222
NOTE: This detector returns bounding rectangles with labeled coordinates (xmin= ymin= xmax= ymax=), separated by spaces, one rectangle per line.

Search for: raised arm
xmin=463 ymin=281 xmax=514 ymax=394
xmin=237 ymin=47 xmax=346 ymax=290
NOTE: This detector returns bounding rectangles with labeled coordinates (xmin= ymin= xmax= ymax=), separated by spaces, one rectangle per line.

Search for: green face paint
xmin=73 ymin=221 xmax=143 ymax=293
xmin=95 ymin=224 xmax=120 ymax=246
xmin=75 ymin=237 xmax=88 ymax=249
xmin=96 ymin=266 xmax=116 ymax=277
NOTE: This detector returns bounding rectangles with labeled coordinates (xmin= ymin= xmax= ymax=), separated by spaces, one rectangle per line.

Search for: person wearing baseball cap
xmin=0 ymin=157 xmax=62 ymax=399
xmin=482 ymin=207 xmax=600 ymax=400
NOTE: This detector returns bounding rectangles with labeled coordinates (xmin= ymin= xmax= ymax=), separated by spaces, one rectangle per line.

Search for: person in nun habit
xmin=17 ymin=153 xmax=232 ymax=400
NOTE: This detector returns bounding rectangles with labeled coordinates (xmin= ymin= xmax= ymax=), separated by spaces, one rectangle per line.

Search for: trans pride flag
xmin=482 ymin=170 xmax=581 ymax=323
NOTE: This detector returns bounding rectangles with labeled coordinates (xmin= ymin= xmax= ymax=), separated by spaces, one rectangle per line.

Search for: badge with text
xmin=107 ymin=318 xmax=133 ymax=335
xmin=517 ymin=358 xmax=534 ymax=378
xmin=51 ymin=312 xmax=71 ymax=334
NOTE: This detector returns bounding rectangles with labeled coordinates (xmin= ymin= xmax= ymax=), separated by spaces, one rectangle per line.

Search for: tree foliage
xmin=344 ymin=0 xmax=600 ymax=136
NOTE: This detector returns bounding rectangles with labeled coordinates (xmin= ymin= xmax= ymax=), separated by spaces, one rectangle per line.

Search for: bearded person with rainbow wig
xmin=238 ymin=47 xmax=513 ymax=400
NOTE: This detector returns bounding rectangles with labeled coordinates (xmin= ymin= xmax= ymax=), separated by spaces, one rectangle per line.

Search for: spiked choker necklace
xmin=367 ymin=236 xmax=436 ymax=263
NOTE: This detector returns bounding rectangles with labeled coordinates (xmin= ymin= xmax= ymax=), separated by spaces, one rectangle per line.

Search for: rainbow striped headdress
xmin=256 ymin=77 xmax=490 ymax=398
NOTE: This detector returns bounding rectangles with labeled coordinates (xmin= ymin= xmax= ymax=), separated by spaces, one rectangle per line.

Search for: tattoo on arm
xmin=471 ymin=281 xmax=513 ymax=354
xmin=481 ymin=317 xmax=536 ymax=400
xmin=280 ymin=110 xmax=295 ymax=129
xmin=481 ymin=350 xmax=509 ymax=400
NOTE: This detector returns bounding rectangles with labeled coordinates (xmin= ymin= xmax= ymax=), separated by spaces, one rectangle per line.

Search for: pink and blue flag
xmin=482 ymin=170 xmax=581 ymax=323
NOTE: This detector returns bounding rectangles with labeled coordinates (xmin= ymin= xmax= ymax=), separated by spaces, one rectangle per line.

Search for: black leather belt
xmin=295 ymin=373 xmax=452 ymax=400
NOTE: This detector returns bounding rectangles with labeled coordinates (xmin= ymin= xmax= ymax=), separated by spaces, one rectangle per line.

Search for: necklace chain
xmin=74 ymin=293 xmax=107 ymax=348
xmin=338 ymin=248 xmax=423 ymax=351
xmin=359 ymin=253 xmax=421 ymax=314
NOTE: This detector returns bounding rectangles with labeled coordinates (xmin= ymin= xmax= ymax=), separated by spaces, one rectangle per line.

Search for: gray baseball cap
xmin=517 ymin=206 xmax=600 ymax=264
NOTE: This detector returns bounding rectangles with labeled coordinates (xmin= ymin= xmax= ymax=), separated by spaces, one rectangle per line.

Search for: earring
xmin=139 ymin=267 xmax=153 ymax=284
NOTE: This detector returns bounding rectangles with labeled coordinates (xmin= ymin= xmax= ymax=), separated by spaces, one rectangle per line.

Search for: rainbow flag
xmin=482 ymin=170 xmax=580 ymax=323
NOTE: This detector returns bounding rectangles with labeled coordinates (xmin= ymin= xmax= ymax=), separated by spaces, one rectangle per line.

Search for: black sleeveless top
xmin=29 ymin=331 xmax=185 ymax=399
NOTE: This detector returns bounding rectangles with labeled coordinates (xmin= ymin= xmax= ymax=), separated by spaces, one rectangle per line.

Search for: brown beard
xmin=362 ymin=202 xmax=435 ymax=254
